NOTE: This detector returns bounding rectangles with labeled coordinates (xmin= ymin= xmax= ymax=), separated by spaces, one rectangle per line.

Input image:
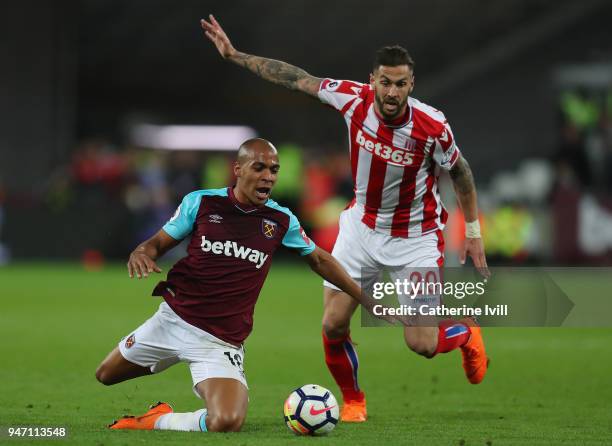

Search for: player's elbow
xmin=305 ymin=248 xmax=325 ymax=271
xmin=206 ymin=412 xmax=245 ymax=432
xmin=308 ymin=258 xmax=322 ymax=275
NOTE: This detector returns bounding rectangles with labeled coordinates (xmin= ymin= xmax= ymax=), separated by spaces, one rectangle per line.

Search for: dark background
xmin=1 ymin=0 xmax=611 ymax=261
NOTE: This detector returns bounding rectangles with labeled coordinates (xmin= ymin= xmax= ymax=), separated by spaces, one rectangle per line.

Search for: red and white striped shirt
xmin=318 ymin=78 xmax=461 ymax=238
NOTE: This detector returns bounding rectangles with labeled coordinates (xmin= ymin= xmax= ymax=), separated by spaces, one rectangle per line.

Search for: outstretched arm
xmin=201 ymin=14 xmax=322 ymax=97
xmin=449 ymin=155 xmax=489 ymax=277
xmin=304 ymin=247 xmax=396 ymax=324
xmin=127 ymin=230 xmax=180 ymax=279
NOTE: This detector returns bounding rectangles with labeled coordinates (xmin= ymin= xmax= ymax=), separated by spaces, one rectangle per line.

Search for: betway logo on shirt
xmin=200 ymin=236 xmax=269 ymax=269
xmin=355 ymin=129 xmax=414 ymax=166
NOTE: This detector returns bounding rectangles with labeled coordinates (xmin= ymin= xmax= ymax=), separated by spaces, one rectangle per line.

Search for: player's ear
xmin=233 ymin=161 xmax=241 ymax=178
xmin=369 ymin=72 xmax=375 ymax=85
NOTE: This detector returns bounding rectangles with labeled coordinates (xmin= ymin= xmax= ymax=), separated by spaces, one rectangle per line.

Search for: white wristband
xmin=465 ymin=219 xmax=481 ymax=238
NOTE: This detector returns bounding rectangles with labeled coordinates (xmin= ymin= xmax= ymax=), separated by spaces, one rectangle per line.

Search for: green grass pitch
xmin=1 ymin=263 xmax=611 ymax=445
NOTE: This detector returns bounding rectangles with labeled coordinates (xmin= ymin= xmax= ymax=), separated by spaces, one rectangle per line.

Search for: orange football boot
xmin=460 ymin=318 xmax=489 ymax=384
xmin=109 ymin=402 xmax=173 ymax=430
xmin=340 ymin=398 xmax=367 ymax=422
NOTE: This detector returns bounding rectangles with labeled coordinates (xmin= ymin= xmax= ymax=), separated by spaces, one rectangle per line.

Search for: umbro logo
xmin=439 ymin=130 xmax=449 ymax=143
xmin=209 ymin=214 xmax=223 ymax=224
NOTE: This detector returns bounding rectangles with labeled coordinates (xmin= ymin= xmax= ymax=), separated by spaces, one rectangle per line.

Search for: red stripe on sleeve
xmin=340 ymin=97 xmax=358 ymax=116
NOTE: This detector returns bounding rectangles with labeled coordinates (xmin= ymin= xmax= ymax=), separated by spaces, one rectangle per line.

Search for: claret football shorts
xmin=323 ymin=207 xmax=445 ymax=309
xmin=118 ymin=302 xmax=247 ymax=395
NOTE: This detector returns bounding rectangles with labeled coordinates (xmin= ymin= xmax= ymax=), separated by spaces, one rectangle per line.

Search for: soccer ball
xmin=283 ymin=384 xmax=339 ymax=435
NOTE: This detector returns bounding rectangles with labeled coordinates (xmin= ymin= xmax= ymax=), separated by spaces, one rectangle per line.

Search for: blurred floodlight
xmin=517 ymin=160 xmax=553 ymax=204
xmin=490 ymin=172 xmax=522 ymax=203
xmin=130 ymin=124 xmax=257 ymax=150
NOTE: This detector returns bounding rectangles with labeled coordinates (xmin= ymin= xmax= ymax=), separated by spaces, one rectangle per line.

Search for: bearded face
xmin=370 ymin=65 xmax=414 ymax=121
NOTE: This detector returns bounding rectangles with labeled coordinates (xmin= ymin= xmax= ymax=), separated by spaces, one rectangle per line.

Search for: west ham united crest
xmin=125 ymin=334 xmax=135 ymax=349
xmin=262 ymin=219 xmax=277 ymax=239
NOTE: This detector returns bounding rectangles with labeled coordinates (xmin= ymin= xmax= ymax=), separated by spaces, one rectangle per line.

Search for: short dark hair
xmin=373 ymin=45 xmax=414 ymax=71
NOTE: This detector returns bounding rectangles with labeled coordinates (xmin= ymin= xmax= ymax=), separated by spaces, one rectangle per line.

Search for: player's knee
xmin=322 ymin=317 xmax=350 ymax=340
xmin=95 ymin=362 xmax=123 ymax=386
xmin=322 ymin=308 xmax=351 ymax=339
xmin=95 ymin=365 xmax=114 ymax=386
xmin=404 ymin=336 xmax=436 ymax=358
xmin=206 ymin=412 xmax=244 ymax=432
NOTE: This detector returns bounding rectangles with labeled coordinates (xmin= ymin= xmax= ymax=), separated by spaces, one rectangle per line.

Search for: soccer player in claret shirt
xmin=95 ymin=138 xmax=376 ymax=433
xmin=202 ymin=15 xmax=490 ymax=422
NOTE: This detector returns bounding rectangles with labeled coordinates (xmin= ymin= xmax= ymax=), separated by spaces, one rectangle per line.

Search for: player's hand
xmin=460 ymin=237 xmax=490 ymax=279
xmin=127 ymin=252 xmax=162 ymax=279
xmin=200 ymin=14 xmax=237 ymax=59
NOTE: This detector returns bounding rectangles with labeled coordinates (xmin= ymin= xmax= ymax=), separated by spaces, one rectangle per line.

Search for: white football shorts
xmin=323 ymin=207 xmax=445 ymax=309
xmin=118 ymin=302 xmax=247 ymax=396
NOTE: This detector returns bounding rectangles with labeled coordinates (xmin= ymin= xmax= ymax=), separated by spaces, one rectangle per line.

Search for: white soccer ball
xmin=283 ymin=384 xmax=339 ymax=435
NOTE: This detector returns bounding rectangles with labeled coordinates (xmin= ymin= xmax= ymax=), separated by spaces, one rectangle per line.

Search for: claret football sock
xmin=322 ymin=330 xmax=365 ymax=402
xmin=435 ymin=319 xmax=471 ymax=354
xmin=154 ymin=409 xmax=208 ymax=432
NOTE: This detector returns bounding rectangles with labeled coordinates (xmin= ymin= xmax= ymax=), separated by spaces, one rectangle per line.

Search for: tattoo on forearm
xmin=233 ymin=52 xmax=318 ymax=94
xmin=450 ymin=156 xmax=476 ymax=196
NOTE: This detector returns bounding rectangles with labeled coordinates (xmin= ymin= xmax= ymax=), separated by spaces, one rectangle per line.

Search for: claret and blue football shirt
xmin=152 ymin=186 xmax=316 ymax=345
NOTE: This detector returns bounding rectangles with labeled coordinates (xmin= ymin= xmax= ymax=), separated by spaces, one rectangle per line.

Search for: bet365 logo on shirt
xmin=355 ymin=129 xmax=414 ymax=166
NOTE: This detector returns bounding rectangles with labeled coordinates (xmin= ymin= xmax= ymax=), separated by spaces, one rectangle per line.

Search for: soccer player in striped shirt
xmin=202 ymin=15 xmax=490 ymax=423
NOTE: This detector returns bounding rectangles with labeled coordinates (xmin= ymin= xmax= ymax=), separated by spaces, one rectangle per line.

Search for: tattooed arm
xmin=450 ymin=155 xmax=489 ymax=276
xmin=450 ymin=155 xmax=478 ymax=222
xmin=201 ymin=14 xmax=322 ymax=97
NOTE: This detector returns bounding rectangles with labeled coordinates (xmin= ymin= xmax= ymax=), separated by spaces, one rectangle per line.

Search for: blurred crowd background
xmin=1 ymin=0 xmax=612 ymax=267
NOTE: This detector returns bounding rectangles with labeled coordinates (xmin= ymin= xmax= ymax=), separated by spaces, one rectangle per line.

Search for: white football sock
xmin=154 ymin=409 xmax=207 ymax=432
